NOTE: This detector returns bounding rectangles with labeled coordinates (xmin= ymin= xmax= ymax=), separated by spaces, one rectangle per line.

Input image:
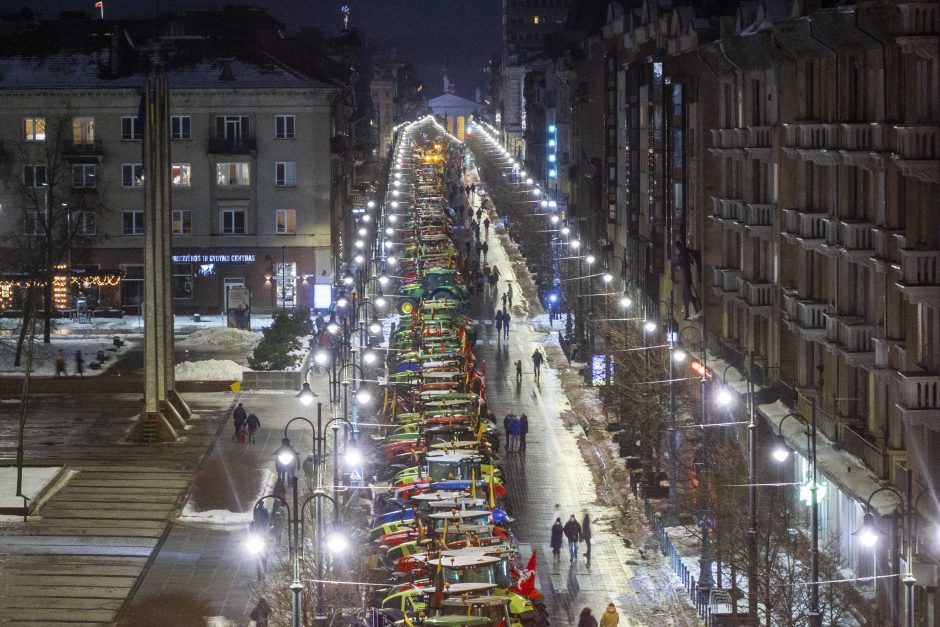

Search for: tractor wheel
xmin=397 ymin=297 xmax=418 ymax=315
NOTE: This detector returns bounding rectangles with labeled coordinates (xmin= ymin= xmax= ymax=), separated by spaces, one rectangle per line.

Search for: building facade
xmin=0 ymin=19 xmax=338 ymax=315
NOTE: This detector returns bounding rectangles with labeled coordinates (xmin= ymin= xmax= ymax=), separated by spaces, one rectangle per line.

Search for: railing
xmin=208 ymin=136 xmax=257 ymax=154
xmin=872 ymin=229 xmax=901 ymax=263
xmin=842 ymin=222 xmax=874 ymax=251
xmin=747 ymin=126 xmax=772 ymax=149
xmin=711 ymin=128 xmax=746 ymax=149
xmin=797 ymin=301 xmax=828 ymax=329
xmin=898 ymin=2 xmax=939 ymax=35
xmin=741 ymin=203 xmax=773 ymax=227
xmin=783 ymin=208 xmax=800 ymax=234
xmin=898 ymin=249 xmax=940 ymax=285
xmin=898 ymin=372 xmax=940 ymax=410
xmin=720 ymin=268 xmax=743 ymax=292
xmin=825 ymin=315 xmax=875 ymax=352
xmin=739 ymin=279 xmax=773 ymax=307
xmin=841 ymin=423 xmax=887 ymax=478
xmin=841 ymin=124 xmax=886 ymax=152
xmin=894 ymin=126 xmax=939 ymax=160
xmin=64 ymin=139 xmax=103 ymax=155
xmin=784 ymin=123 xmax=838 ymax=151
xmin=824 ymin=218 xmax=840 ymax=247
xmin=799 ymin=212 xmax=828 ymax=239
xmin=782 ymin=290 xmax=800 ymax=321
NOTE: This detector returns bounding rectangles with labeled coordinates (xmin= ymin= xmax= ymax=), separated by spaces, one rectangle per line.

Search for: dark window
xmin=121 ymin=116 xmax=143 ymax=140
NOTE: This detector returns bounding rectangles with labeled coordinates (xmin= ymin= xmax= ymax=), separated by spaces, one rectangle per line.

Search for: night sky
xmin=6 ymin=0 xmax=502 ymax=100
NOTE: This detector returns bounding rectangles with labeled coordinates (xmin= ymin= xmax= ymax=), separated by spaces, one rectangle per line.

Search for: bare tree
xmin=0 ymin=110 xmax=106 ymax=354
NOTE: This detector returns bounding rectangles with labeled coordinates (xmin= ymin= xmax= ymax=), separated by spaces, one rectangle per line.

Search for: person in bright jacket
xmin=599 ymin=603 xmax=619 ymax=627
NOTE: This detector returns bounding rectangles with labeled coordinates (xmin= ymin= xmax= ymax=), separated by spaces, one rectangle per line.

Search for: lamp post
xmin=648 ymin=294 xmax=680 ymax=526
xmin=246 ymin=493 xmax=300 ymax=626
xmin=855 ymin=468 xmax=915 ymax=627
xmin=771 ymin=399 xmax=821 ymax=627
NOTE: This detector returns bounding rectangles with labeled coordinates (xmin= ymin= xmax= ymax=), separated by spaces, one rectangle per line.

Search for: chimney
xmin=109 ymin=30 xmax=121 ymax=77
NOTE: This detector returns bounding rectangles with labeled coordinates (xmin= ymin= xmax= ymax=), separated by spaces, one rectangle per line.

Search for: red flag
xmin=514 ymin=550 xmax=538 ymax=597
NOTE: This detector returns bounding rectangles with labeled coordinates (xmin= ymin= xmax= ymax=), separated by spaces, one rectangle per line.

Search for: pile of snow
xmin=175 ymin=359 xmax=248 ymax=381
xmin=178 ymin=327 xmax=260 ymax=349
xmin=177 ymin=468 xmax=273 ymax=529
xmin=0 ymin=466 xmax=62 ymax=522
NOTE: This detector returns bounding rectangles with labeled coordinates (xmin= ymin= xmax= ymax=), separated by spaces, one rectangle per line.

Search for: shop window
xmin=216 ymin=162 xmax=250 ymax=186
xmin=171 ymin=115 xmax=191 ymax=140
xmin=120 ymin=264 xmax=144 ymax=309
xmin=172 ymin=263 xmax=193 ymax=299
xmin=221 ymin=208 xmax=246 ymax=234
xmin=172 ymin=210 xmax=192 ymax=235
xmin=172 ymin=164 xmax=191 ymax=187
xmin=122 ymin=164 xmax=144 ymax=187
xmin=121 ymin=116 xmax=143 ymax=141
xmin=24 ymin=117 xmax=45 ymax=141
xmin=276 ymin=209 xmax=297 ymax=234
xmin=274 ymin=262 xmax=296 ymax=309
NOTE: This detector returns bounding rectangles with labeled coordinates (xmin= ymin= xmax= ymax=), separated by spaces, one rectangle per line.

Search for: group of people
xmin=494 ymin=308 xmax=511 ymax=341
xmin=550 ymin=513 xmax=592 ymax=561
xmin=502 ymin=410 xmax=528 ymax=452
xmin=578 ymin=604 xmax=620 ymax=627
xmin=231 ymin=402 xmax=262 ymax=444
xmin=54 ymin=349 xmax=84 ymax=378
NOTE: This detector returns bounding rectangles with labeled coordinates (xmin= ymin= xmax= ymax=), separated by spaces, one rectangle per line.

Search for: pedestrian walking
xmin=599 ymin=603 xmax=619 ymax=627
xmin=495 ymin=310 xmax=504 ymax=342
xmin=250 ymin=598 xmax=271 ymax=627
xmin=519 ymin=413 xmax=528 ymax=450
xmin=271 ymin=501 xmax=286 ymax=546
xmin=503 ymin=410 xmax=515 ymax=450
xmin=476 ymin=240 xmax=484 ymax=259
xmin=74 ymin=351 xmax=84 ymax=378
xmin=483 ymin=216 xmax=491 ymax=236
xmin=246 ymin=412 xmax=261 ymax=443
xmin=507 ymin=283 xmax=514 ymax=308
xmin=550 ymin=518 xmax=564 ymax=560
xmin=582 ymin=513 xmax=592 ymax=560
xmin=507 ymin=414 xmax=522 ymax=452
xmin=275 ymin=437 xmax=294 ymax=482
xmin=501 ymin=292 xmax=508 ymax=310
xmin=476 ymin=207 xmax=483 ymax=222
xmin=515 ymin=360 xmax=522 ymax=383
xmin=564 ymin=514 xmax=582 ymax=559
xmin=532 ymin=348 xmax=544 ymax=382
xmin=578 ymin=607 xmax=598 ymax=627
xmin=475 ymin=271 xmax=485 ymax=294
xmin=503 ymin=309 xmax=511 ymax=339
xmin=54 ymin=350 xmax=67 ymax=378
xmin=232 ymin=403 xmax=248 ymax=441
xmin=481 ymin=240 xmax=489 ymax=263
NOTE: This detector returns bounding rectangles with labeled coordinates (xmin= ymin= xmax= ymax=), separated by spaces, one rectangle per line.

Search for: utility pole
xmin=747 ymin=350 xmax=758 ymax=620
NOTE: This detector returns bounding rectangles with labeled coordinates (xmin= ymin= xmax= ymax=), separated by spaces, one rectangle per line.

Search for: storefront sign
xmin=172 ymin=253 xmax=256 ymax=263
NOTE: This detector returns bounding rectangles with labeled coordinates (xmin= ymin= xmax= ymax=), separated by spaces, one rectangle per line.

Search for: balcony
xmin=839 ymin=123 xmax=887 ymax=169
xmin=870 ymin=228 xmax=903 ymax=270
xmin=782 ymin=123 xmax=840 ymax=165
xmin=824 ymin=314 xmax=876 ymax=365
xmin=745 ymin=126 xmax=772 ymax=160
xmin=820 ymin=218 xmax=841 ymax=257
xmin=896 ymin=249 xmax=940 ymax=306
xmin=64 ymin=139 xmax=104 ymax=159
xmin=896 ymin=371 xmax=940 ymax=428
xmin=736 ymin=277 xmax=773 ymax=311
xmin=739 ymin=203 xmax=774 ymax=239
xmin=893 ymin=126 xmax=940 ymax=184
xmin=783 ymin=209 xmax=828 ymax=248
xmin=709 ymin=128 xmax=746 ymax=158
xmin=873 ymin=336 xmax=909 ymax=371
xmin=782 ymin=289 xmax=800 ymax=323
xmin=897 ymin=2 xmax=938 ymax=59
xmin=710 ymin=267 xmax=743 ymax=296
xmin=208 ymin=136 xmax=257 ymax=154
xmin=841 ymin=221 xmax=876 ymax=266
xmin=793 ymin=299 xmax=829 ymax=339
xmin=710 ymin=197 xmax=742 ymax=224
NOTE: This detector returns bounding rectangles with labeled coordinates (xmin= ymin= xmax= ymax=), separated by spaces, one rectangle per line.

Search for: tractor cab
xmin=437 ymin=596 xmax=515 ymax=627
xmin=426 ymin=453 xmax=484 ymax=483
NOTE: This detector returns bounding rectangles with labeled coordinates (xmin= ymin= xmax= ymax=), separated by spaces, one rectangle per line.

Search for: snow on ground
xmin=0 ymin=466 xmax=62 ymax=521
xmin=176 ymin=468 xmax=273 ymax=529
xmin=0 ymin=314 xmax=276 ymax=335
xmin=0 ymin=336 xmax=132 ymax=377
xmin=175 ymin=359 xmax=249 ymax=381
xmin=177 ymin=327 xmax=260 ymax=349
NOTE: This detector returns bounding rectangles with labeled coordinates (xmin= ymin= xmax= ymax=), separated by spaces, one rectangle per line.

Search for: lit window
xmin=548 ymin=154 xmax=556 ymax=162
xmin=172 ymin=264 xmax=193 ymax=299
xmin=172 ymin=210 xmax=192 ymax=235
xmin=172 ymin=164 xmax=192 ymax=187
xmin=216 ymin=163 xmax=250 ymax=186
xmin=23 ymin=165 xmax=47 ymax=187
xmin=221 ymin=208 xmax=246 ymax=234
xmin=533 ymin=15 xmax=540 ymax=24
xmin=72 ymin=164 xmax=96 ymax=188
xmin=121 ymin=116 xmax=143 ymax=141
xmin=276 ymin=209 xmax=297 ymax=235
xmin=72 ymin=117 xmax=95 ymax=145
xmin=275 ymin=115 xmax=295 ymax=139
xmin=24 ymin=118 xmax=46 ymax=141
xmin=122 ymin=164 xmax=144 ymax=187
xmin=275 ymin=162 xmax=297 ymax=186
xmin=122 ymin=210 xmax=144 ymax=235
xmin=171 ymin=116 xmax=191 ymax=140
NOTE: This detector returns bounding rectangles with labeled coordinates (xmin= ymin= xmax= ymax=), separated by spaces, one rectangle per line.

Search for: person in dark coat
xmin=577 ymin=607 xmax=598 ymax=627
xmin=232 ymin=403 xmax=247 ymax=441
xmin=481 ymin=240 xmax=489 ymax=263
xmin=74 ymin=351 xmax=84 ymax=378
xmin=564 ymin=515 xmax=582 ymax=560
xmin=250 ymin=598 xmax=271 ymax=627
xmin=532 ymin=348 xmax=544 ymax=382
xmin=246 ymin=413 xmax=261 ymax=443
xmin=495 ymin=310 xmax=503 ymax=342
xmin=582 ymin=513 xmax=592 ymax=560
xmin=550 ymin=518 xmax=564 ymax=560
xmin=519 ymin=414 xmax=529 ymax=451
xmin=502 ymin=310 xmax=511 ymax=339
xmin=503 ymin=410 xmax=515 ymax=450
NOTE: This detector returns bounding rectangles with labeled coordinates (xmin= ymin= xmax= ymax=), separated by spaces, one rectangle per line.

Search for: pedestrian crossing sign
xmin=349 ymin=468 xmax=363 ymax=482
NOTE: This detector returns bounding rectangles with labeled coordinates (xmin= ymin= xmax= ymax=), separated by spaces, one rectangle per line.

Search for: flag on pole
xmin=470 ymin=469 xmax=477 ymax=499
xmin=488 ymin=465 xmax=496 ymax=508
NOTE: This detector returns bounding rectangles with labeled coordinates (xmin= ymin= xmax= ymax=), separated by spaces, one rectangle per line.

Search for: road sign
xmin=349 ymin=467 xmax=363 ymax=482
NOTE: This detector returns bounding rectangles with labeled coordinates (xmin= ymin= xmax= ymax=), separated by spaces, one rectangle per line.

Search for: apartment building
xmin=0 ymin=17 xmax=338 ymax=315
xmin=523 ymin=0 xmax=939 ymax=620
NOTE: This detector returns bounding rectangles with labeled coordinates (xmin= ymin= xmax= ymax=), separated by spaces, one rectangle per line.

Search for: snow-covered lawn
xmin=176 ymin=468 xmax=273 ymax=529
xmin=0 ymin=466 xmax=62 ymax=521
xmin=175 ymin=359 xmax=250 ymax=381
xmin=0 ymin=313 xmax=276 ymax=335
xmin=177 ymin=327 xmax=260 ymax=350
xmin=0 ymin=336 xmax=132 ymax=377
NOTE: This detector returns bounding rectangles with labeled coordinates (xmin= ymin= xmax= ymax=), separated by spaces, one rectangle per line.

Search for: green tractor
xmin=398 ymin=269 xmax=468 ymax=314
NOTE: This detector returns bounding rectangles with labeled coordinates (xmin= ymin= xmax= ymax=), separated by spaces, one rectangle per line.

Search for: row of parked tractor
xmin=361 ymin=120 xmax=550 ymax=627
